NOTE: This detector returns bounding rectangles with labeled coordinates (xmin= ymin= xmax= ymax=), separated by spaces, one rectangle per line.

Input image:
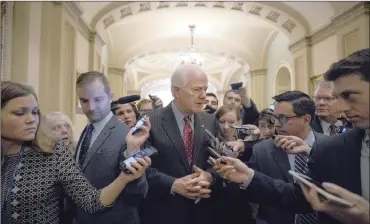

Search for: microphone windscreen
xmin=117 ymin=95 xmax=141 ymax=104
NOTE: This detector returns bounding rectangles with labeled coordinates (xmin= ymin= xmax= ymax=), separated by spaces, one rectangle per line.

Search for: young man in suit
xmin=72 ymin=71 xmax=149 ymax=224
xmin=213 ymin=48 xmax=370 ymax=224
xmin=250 ymin=91 xmax=325 ymax=224
xmin=139 ymin=64 xmax=222 ymax=224
xmin=311 ymin=80 xmax=350 ymax=135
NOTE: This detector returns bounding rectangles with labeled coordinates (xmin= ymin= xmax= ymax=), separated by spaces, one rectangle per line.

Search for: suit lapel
xmin=82 ymin=117 xmax=116 ymax=171
xmin=75 ymin=125 xmax=87 ymax=161
xmin=341 ymin=129 xmax=364 ymax=195
xmin=161 ymin=105 xmax=190 ymax=172
xmin=192 ymin=113 xmax=205 ymax=167
xmin=311 ymin=115 xmax=324 ymax=134
xmin=271 ymin=148 xmax=294 ymax=182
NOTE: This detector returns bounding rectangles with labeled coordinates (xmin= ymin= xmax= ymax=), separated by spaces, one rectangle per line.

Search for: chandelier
xmin=180 ymin=24 xmax=203 ymax=66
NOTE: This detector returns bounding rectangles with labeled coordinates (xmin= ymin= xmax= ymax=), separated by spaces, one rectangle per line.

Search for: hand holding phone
xmin=120 ymin=146 xmax=158 ymax=174
xmin=289 ymin=171 xmax=355 ymax=208
xmin=131 ymin=116 xmax=148 ymax=135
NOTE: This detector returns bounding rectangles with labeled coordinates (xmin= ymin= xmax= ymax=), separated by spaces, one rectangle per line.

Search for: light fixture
xmin=180 ymin=24 xmax=203 ymax=66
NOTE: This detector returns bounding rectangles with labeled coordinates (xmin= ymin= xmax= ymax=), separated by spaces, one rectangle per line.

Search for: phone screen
xmin=131 ymin=116 xmax=148 ymax=135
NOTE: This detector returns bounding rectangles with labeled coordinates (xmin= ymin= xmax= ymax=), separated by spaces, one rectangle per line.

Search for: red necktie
xmin=183 ymin=116 xmax=194 ymax=164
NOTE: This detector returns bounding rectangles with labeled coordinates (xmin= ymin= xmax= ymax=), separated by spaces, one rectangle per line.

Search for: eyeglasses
xmin=313 ymin=96 xmax=337 ymax=103
xmin=272 ymin=114 xmax=305 ymax=125
xmin=139 ymin=109 xmax=152 ymax=114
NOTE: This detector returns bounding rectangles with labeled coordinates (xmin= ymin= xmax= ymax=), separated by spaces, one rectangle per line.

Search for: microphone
xmin=116 ymin=95 xmax=141 ymax=104
xmin=111 ymin=95 xmax=141 ymax=112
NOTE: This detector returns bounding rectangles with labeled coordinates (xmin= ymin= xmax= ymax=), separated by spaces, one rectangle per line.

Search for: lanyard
xmin=1 ymin=145 xmax=26 ymax=210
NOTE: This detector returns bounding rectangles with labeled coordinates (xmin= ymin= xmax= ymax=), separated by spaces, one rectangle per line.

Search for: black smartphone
xmin=120 ymin=146 xmax=158 ymax=174
xmin=206 ymin=147 xmax=226 ymax=164
xmin=288 ymin=171 xmax=354 ymax=207
xmin=230 ymin=82 xmax=243 ymax=90
xmin=148 ymin=94 xmax=157 ymax=101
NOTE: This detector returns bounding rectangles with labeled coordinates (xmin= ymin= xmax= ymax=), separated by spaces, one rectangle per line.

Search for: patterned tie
xmin=295 ymin=152 xmax=317 ymax=224
xmin=183 ymin=116 xmax=194 ymax=164
xmin=79 ymin=124 xmax=94 ymax=165
xmin=329 ymin=124 xmax=338 ymax=136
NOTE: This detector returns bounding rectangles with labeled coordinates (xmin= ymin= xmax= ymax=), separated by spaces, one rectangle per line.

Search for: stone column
xmin=250 ymin=68 xmax=268 ymax=110
xmin=289 ymin=37 xmax=312 ymax=94
xmin=10 ymin=2 xmax=42 ymax=93
xmin=108 ymin=67 xmax=125 ymax=99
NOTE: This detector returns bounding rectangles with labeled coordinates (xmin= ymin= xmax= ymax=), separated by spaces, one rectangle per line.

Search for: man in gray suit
xmin=72 ymin=71 xmax=148 ymax=224
xmin=249 ymin=91 xmax=326 ymax=224
xmin=139 ymin=64 xmax=220 ymax=224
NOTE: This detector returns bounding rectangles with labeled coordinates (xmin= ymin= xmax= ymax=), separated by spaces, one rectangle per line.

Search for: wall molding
xmin=250 ymin=68 xmax=268 ymax=77
xmin=56 ymin=2 xmax=106 ymax=45
xmin=108 ymin=67 xmax=125 ymax=75
xmin=289 ymin=2 xmax=369 ymax=52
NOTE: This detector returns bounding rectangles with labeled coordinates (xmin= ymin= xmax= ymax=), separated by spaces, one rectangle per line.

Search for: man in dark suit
xmin=72 ymin=71 xmax=148 ymax=224
xmin=213 ymin=48 xmax=370 ymax=224
xmin=311 ymin=80 xmax=351 ymax=135
xmin=139 ymin=64 xmax=220 ymax=224
xmin=249 ymin=91 xmax=325 ymax=224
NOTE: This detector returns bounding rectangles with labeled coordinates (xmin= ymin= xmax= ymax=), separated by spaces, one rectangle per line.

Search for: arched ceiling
xmin=78 ymin=1 xmax=360 ymax=91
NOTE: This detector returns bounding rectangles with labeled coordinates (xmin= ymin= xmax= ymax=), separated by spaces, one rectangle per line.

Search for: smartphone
xmin=120 ymin=146 xmax=158 ymax=174
xmin=230 ymin=82 xmax=243 ymax=90
xmin=131 ymin=116 xmax=147 ymax=135
xmin=288 ymin=170 xmax=355 ymax=207
xmin=231 ymin=125 xmax=246 ymax=130
xmin=205 ymin=129 xmax=218 ymax=143
xmin=148 ymin=94 xmax=157 ymax=101
xmin=206 ymin=147 xmax=227 ymax=164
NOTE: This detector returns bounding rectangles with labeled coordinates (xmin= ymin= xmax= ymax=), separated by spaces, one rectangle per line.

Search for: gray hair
xmin=315 ymin=80 xmax=333 ymax=90
xmin=170 ymin=64 xmax=205 ymax=96
xmin=44 ymin=112 xmax=73 ymax=128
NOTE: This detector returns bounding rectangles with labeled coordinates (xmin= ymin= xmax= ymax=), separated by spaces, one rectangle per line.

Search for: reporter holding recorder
xmin=213 ymin=48 xmax=370 ymax=224
xmin=1 ymin=81 xmax=152 ymax=224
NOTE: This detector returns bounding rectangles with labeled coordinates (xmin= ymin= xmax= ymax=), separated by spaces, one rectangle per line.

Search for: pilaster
xmin=250 ymin=68 xmax=268 ymax=110
xmin=108 ymin=67 xmax=125 ymax=99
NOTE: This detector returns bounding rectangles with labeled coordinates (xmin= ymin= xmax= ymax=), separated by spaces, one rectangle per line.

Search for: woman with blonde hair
xmin=43 ymin=112 xmax=76 ymax=153
xmin=1 ymin=81 xmax=151 ymax=224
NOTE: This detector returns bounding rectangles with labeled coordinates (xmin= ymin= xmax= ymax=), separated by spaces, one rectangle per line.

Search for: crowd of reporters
xmin=1 ymin=48 xmax=369 ymax=224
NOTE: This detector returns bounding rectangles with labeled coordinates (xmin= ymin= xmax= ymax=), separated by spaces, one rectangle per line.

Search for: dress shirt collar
xmin=91 ymin=111 xmax=113 ymax=134
xmin=321 ymin=119 xmax=343 ymax=132
xmin=171 ymin=101 xmax=194 ymax=123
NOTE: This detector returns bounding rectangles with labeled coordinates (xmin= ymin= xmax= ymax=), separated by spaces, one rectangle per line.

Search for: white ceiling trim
xmin=92 ymin=2 xmax=306 ymax=42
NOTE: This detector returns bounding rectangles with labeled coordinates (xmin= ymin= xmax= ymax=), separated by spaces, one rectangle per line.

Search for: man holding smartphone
xmin=212 ymin=48 xmax=370 ymax=224
xmin=223 ymin=82 xmax=259 ymax=125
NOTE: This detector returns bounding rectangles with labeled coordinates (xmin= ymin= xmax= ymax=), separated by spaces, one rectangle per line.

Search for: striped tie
xmin=295 ymin=153 xmax=317 ymax=224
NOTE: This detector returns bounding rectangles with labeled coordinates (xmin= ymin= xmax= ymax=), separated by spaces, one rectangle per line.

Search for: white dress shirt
xmin=76 ymin=112 xmax=113 ymax=162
